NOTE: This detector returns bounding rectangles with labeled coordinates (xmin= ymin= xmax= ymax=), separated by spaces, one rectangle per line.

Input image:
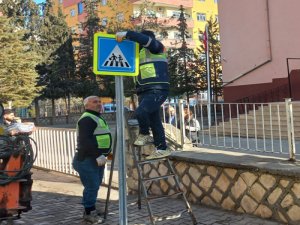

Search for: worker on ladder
xmin=116 ymin=30 xmax=171 ymax=159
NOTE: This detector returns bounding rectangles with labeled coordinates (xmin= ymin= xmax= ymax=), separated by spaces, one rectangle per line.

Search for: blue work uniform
xmin=126 ymin=31 xmax=169 ymax=150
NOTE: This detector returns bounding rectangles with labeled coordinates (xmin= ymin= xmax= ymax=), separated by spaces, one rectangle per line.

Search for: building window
xmin=102 ymin=17 xmax=108 ymax=27
xmin=172 ymin=11 xmax=180 ymax=18
xmin=70 ymin=9 xmax=76 ymax=17
xmin=59 ymin=0 xmax=63 ymax=3
xmin=117 ymin=13 xmax=124 ymax=22
xmin=78 ymin=2 xmax=84 ymax=15
xmin=214 ymin=0 xmax=218 ymax=3
xmin=199 ymin=0 xmax=205 ymax=2
xmin=197 ymin=13 xmax=206 ymax=21
xmin=215 ymin=15 xmax=218 ymax=22
xmin=101 ymin=0 xmax=107 ymax=6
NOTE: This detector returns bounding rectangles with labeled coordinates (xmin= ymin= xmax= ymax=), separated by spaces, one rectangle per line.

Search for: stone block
xmin=167 ymin=176 xmax=175 ymax=186
xmin=287 ymin=205 xmax=300 ymax=221
xmin=279 ymin=179 xmax=290 ymax=188
xmin=211 ymin=188 xmax=223 ymax=203
xmin=201 ymin=196 xmax=215 ymax=207
xmin=175 ymin=162 xmax=187 ymax=176
xmin=160 ymin=179 xmax=169 ymax=193
xmin=189 ymin=166 xmax=201 ymax=182
xmin=132 ymin=168 xmax=138 ymax=180
xmin=224 ymin=168 xmax=237 ymax=179
xmin=182 ymin=174 xmax=191 ymax=187
xmin=278 ymin=211 xmax=288 ymax=224
xmin=150 ymin=182 xmax=163 ymax=195
xmin=240 ymin=172 xmax=257 ymax=187
xmin=149 ymin=169 xmax=159 ymax=178
xmin=143 ymin=164 xmax=151 ymax=175
xmin=191 ymin=183 xmax=202 ymax=197
xmin=216 ymin=173 xmax=231 ymax=193
xmin=254 ymin=204 xmax=272 ymax=219
xmin=259 ymin=174 xmax=276 ymax=189
xmin=249 ymin=183 xmax=266 ymax=202
xmin=241 ymin=195 xmax=258 ymax=213
xmin=199 ymin=176 xmax=213 ymax=192
xmin=231 ymin=177 xmax=247 ymax=200
xmin=267 ymin=187 xmax=282 ymax=205
xmin=158 ymin=163 xmax=168 ymax=176
xmin=281 ymin=194 xmax=293 ymax=208
xmin=207 ymin=166 xmax=218 ymax=178
xmin=221 ymin=196 xmax=235 ymax=210
xmin=291 ymin=183 xmax=300 ymax=199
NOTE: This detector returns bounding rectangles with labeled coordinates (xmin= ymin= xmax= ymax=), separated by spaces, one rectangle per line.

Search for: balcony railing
xmin=130 ymin=0 xmax=193 ymax=8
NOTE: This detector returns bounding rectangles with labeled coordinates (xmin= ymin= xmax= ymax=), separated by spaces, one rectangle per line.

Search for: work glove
xmin=116 ymin=31 xmax=127 ymax=42
xmin=96 ymin=155 xmax=107 ymax=166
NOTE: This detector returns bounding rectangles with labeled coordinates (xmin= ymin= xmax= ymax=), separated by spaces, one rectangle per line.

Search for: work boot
xmin=134 ymin=134 xmax=154 ymax=146
xmin=145 ymin=149 xmax=172 ymax=160
xmin=83 ymin=210 xmax=104 ymax=224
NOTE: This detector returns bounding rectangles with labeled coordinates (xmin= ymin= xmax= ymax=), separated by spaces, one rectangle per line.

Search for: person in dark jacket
xmin=116 ymin=30 xmax=171 ymax=159
xmin=72 ymin=96 xmax=112 ymax=224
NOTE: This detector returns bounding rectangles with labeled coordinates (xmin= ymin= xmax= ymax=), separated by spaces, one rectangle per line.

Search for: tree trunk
xmin=34 ymin=99 xmax=40 ymax=125
xmin=51 ymin=98 xmax=55 ymax=125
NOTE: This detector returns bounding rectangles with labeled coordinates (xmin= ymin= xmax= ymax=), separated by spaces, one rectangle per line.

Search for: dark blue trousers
xmin=135 ymin=89 xmax=168 ymax=150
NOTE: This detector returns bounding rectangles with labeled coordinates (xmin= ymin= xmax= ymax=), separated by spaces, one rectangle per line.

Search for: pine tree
xmin=168 ymin=5 xmax=200 ymax=102
xmin=0 ymin=16 xmax=39 ymax=107
xmin=36 ymin=1 xmax=76 ymax=116
xmin=73 ymin=0 xmax=102 ymax=98
xmin=197 ymin=17 xmax=222 ymax=102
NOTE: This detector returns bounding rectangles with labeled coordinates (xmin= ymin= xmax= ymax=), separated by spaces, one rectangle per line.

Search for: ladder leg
xmin=104 ymin=129 xmax=118 ymax=219
xmin=131 ymin=145 xmax=156 ymax=225
xmin=137 ymin=146 xmax=142 ymax=209
xmin=166 ymin=160 xmax=197 ymax=225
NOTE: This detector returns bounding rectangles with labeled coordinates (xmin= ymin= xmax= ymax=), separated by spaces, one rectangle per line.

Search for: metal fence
xmin=162 ymin=98 xmax=299 ymax=160
xmin=31 ymin=127 xmax=78 ymax=175
xmin=29 ymin=99 xmax=298 ymax=178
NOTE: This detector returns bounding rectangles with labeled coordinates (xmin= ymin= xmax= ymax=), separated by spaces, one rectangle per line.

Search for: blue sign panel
xmin=93 ymin=33 xmax=139 ymax=76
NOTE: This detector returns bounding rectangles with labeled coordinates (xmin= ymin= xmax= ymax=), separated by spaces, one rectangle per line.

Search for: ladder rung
xmin=138 ymin=158 xmax=168 ymax=165
xmin=153 ymin=209 xmax=189 ymax=222
xmin=142 ymin=174 xmax=175 ymax=182
xmin=146 ymin=191 xmax=183 ymax=201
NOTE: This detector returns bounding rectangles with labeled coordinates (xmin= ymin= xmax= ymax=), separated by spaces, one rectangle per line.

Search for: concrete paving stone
xmin=4 ymin=169 xmax=284 ymax=225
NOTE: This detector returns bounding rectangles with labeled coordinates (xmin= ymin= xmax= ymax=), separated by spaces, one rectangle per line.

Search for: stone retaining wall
xmin=125 ymin=125 xmax=300 ymax=224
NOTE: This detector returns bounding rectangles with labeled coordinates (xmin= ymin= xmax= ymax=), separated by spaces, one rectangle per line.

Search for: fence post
xmin=285 ymin=98 xmax=296 ymax=161
xmin=178 ymin=99 xmax=185 ymax=148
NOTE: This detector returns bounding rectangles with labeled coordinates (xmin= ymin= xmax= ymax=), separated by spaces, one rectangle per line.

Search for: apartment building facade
xmin=52 ymin=0 xmax=218 ymax=50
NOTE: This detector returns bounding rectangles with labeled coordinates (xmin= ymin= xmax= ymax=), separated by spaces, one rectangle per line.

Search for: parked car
xmin=103 ymin=103 xmax=133 ymax=113
xmin=103 ymin=103 xmax=116 ymax=113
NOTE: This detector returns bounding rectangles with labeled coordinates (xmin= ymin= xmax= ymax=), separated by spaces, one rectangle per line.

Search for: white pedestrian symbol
xmin=103 ymin=45 xmax=131 ymax=68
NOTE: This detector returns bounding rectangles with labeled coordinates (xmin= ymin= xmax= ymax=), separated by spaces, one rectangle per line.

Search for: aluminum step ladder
xmin=128 ymin=119 xmax=197 ymax=225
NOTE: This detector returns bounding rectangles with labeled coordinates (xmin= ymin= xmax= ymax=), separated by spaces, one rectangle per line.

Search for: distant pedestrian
xmin=184 ymin=107 xmax=200 ymax=144
xmin=164 ymin=105 xmax=176 ymax=126
xmin=72 ymin=96 xmax=112 ymax=224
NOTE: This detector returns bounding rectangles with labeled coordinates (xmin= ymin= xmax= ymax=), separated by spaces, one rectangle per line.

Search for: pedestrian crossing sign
xmin=93 ymin=33 xmax=139 ymax=76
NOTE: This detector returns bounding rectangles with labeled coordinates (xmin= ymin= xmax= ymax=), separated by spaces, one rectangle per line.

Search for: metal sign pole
xmin=115 ymin=76 xmax=128 ymax=225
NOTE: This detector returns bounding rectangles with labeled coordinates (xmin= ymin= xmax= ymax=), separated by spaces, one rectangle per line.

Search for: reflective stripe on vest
xmin=139 ymin=48 xmax=168 ymax=64
xmin=77 ymin=112 xmax=112 ymax=152
xmin=135 ymin=48 xmax=169 ymax=85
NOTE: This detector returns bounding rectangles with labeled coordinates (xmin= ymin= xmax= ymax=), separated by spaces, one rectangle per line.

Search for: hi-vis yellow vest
xmin=134 ymin=48 xmax=169 ymax=85
xmin=77 ymin=112 xmax=112 ymax=155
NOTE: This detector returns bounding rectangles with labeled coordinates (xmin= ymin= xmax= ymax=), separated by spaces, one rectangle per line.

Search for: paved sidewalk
xmin=8 ymin=169 xmax=283 ymax=225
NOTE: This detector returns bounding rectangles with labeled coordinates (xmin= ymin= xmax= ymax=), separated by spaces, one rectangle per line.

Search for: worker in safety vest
xmin=116 ymin=30 xmax=171 ymax=159
xmin=72 ymin=96 xmax=112 ymax=224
